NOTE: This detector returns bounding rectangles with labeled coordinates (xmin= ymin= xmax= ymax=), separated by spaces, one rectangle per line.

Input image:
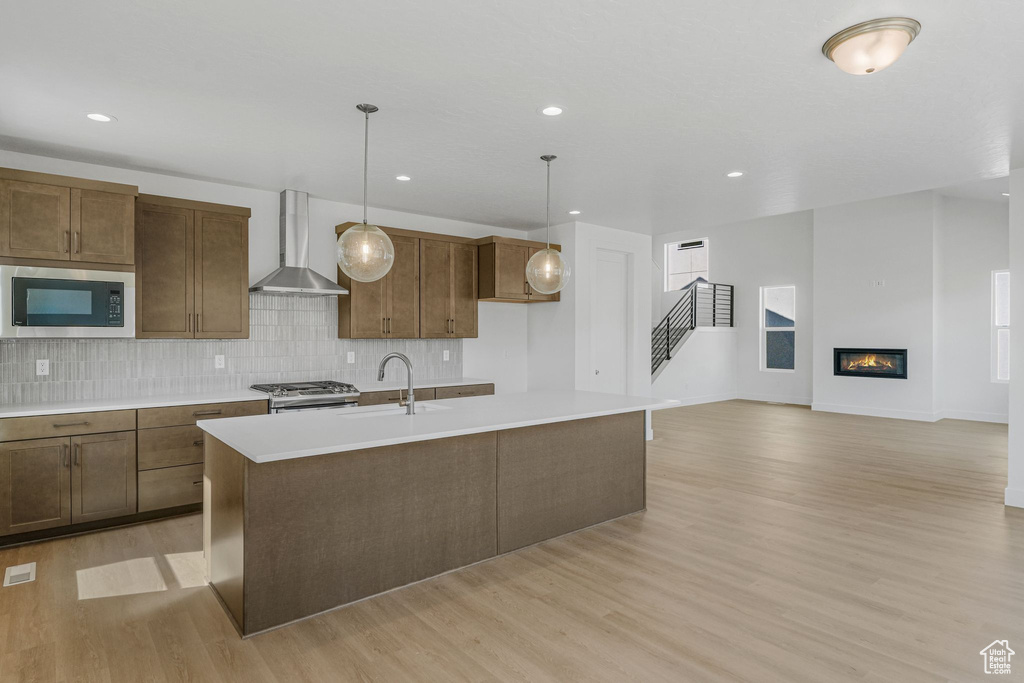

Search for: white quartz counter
xmin=370 ymin=377 xmax=494 ymax=393
xmin=198 ymin=390 xmax=678 ymax=463
xmin=0 ymin=389 xmax=268 ymax=419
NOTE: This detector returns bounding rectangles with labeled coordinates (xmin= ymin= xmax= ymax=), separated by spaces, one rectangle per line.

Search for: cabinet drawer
xmin=0 ymin=410 xmax=135 ymax=442
xmin=137 ymin=400 xmax=266 ymax=429
xmin=358 ymin=388 xmax=435 ymax=406
xmin=435 ymin=384 xmax=494 ymax=399
xmin=138 ymin=425 xmax=204 ymax=470
xmin=138 ymin=463 xmax=204 ymax=512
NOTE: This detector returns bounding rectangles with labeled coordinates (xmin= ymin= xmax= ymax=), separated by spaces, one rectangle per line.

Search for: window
xmin=993 ymin=270 xmax=1010 ymax=383
xmin=761 ymin=286 xmax=795 ymax=371
xmin=664 ymin=239 xmax=708 ymax=291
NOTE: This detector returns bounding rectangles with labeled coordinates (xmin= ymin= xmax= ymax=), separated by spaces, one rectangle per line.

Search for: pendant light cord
xmin=362 ymin=110 xmax=369 ymax=225
xmin=545 ymin=158 xmax=551 ymax=248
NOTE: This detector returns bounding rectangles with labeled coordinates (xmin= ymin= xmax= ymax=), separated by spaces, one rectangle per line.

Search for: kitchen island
xmin=199 ymin=390 xmax=676 ymax=636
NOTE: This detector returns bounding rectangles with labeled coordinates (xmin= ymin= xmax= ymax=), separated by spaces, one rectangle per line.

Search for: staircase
xmin=651 ymin=279 xmax=734 ymax=377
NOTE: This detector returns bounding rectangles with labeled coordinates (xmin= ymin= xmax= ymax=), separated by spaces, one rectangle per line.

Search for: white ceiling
xmin=1 ymin=0 xmax=1021 ymax=234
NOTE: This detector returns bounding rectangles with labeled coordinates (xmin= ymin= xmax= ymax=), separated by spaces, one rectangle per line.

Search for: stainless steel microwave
xmin=1 ymin=265 xmax=135 ymax=338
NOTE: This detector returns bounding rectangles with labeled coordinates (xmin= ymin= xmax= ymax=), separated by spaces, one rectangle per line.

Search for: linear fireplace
xmin=833 ymin=348 xmax=907 ymax=379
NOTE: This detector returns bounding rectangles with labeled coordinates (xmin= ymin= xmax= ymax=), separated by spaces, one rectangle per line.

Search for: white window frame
xmin=663 ymin=238 xmax=709 ymax=292
xmin=992 ymin=269 xmax=1010 ymax=383
xmin=760 ymin=285 xmax=796 ymax=373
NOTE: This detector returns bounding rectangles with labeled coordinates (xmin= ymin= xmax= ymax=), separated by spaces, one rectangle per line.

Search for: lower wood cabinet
xmin=0 ymin=437 xmax=71 ymax=536
xmin=72 ymin=431 xmax=137 ymax=524
xmin=356 ymin=384 xmax=493 ymax=406
xmin=138 ymin=463 xmax=204 ymax=512
xmin=434 ymin=384 xmax=495 ymax=399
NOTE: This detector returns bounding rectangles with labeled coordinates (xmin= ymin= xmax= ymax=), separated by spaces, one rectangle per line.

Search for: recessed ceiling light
xmin=726 ymin=171 xmax=744 ymax=178
xmin=86 ymin=113 xmax=116 ymax=122
xmin=1003 ymin=193 xmax=1011 ymax=197
xmin=396 ymin=175 xmax=411 ymax=181
xmin=822 ymin=17 xmax=921 ymax=75
xmin=568 ymin=210 xmax=581 ymax=215
xmin=540 ymin=106 xmax=563 ymax=116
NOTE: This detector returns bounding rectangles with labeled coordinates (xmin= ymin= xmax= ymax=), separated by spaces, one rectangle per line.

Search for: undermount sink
xmin=342 ymin=403 xmax=452 ymax=419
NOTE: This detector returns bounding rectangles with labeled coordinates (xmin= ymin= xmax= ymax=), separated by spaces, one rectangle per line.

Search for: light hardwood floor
xmin=0 ymin=400 xmax=1020 ymax=682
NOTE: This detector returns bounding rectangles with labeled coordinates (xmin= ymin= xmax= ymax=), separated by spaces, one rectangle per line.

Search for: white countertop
xmin=370 ymin=377 xmax=493 ymax=393
xmin=198 ymin=390 xmax=679 ymax=463
xmin=0 ymin=389 xmax=268 ymax=419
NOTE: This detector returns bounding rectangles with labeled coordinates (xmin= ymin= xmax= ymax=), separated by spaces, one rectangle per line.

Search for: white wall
xmin=812 ymin=192 xmax=937 ymax=420
xmin=0 ymin=149 xmax=525 ymax=389
xmin=1006 ymin=168 xmax=1024 ymax=507
xmin=934 ymin=196 xmax=1009 ymax=422
xmin=651 ymin=328 xmax=737 ymax=404
xmin=463 ymin=303 xmax=528 ymax=393
xmin=653 ymin=211 xmax=814 ymax=405
xmin=526 ymin=221 xmax=653 ymax=397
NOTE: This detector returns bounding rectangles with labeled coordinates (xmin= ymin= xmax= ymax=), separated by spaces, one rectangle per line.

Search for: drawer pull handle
xmin=192 ymin=480 xmax=203 ymax=486
xmin=192 ymin=409 xmax=222 ymax=416
xmin=53 ymin=421 xmax=90 ymax=428
xmin=193 ymin=439 xmax=204 ymax=447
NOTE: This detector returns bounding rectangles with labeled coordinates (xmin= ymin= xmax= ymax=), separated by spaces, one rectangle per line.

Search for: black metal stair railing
xmin=651 ymin=279 xmax=734 ymax=374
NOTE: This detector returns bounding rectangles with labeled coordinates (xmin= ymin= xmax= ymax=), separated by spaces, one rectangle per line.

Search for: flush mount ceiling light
xmin=86 ymin=113 xmax=116 ymax=122
xmin=1004 ymin=193 xmax=1011 ymax=197
xmin=726 ymin=171 xmax=744 ymax=178
xmin=337 ymin=104 xmax=395 ymax=283
xmin=568 ymin=210 xmax=581 ymax=215
xmin=525 ymin=155 xmax=571 ymax=295
xmin=396 ymin=175 xmax=411 ymax=181
xmin=540 ymin=106 xmax=563 ymax=116
xmin=822 ymin=17 xmax=921 ymax=75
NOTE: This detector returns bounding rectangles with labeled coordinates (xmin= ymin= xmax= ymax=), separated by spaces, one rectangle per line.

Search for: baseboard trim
xmin=811 ymin=402 xmax=939 ymax=422
xmin=737 ymin=392 xmax=812 ymax=406
xmin=1005 ymin=487 xmax=1024 ymax=508
xmin=934 ymin=409 xmax=1008 ymax=424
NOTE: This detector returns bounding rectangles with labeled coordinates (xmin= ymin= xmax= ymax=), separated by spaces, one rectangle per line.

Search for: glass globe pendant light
xmin=337 ymin=103 xmax=395 ymax=282
xmin=525 ymin=155 xmax=571 ymax=295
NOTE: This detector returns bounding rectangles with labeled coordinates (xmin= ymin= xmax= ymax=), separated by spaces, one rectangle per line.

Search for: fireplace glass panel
xmin=834 ymin=348 xmax=907 ymax=379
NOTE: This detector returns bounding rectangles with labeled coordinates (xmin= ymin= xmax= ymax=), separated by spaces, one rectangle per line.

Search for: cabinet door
xmin=135 ymin=202 xmax=194 ymax=338
xmin=386 ymin=235 xmax=420 ymax=338
xmin=71 ymin=431 xmax=137 ymax=524
xmin=195 ymin=211 xmax=249 ymax=339
xmin=348 ymin=278 xmax=387 ymax=338
xmin=526 ymin=247 xmax=560 ymax=302
xmin=0 ymin=437 xmax=71 ymax=536
xmin=494 ymin=244 xmax=529 ymax=301
xmin=419 ymin=239 xmax=451 ymax=338
xmin=450 ymin=243 xmax=478 ymax=337
xmin=71 ymin=189 xmax=134 ymax=265
xmin=0 ymin=179 xmax=71 ymax=260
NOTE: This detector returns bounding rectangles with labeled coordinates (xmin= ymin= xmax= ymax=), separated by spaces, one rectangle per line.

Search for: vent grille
xmin=3 ymin=562 xmax=36 ymax=586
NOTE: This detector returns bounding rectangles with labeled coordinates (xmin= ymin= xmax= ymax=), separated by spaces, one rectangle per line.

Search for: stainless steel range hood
xmin=249 ymin=190 xmax=349 ymax=295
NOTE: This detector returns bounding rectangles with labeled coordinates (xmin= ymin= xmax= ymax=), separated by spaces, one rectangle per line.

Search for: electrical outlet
xmin=35 ymin=359 xmax=49 ymax=376
xmin=503 ymin=350 xmax=511 ymax=360
xmin=214 ymin=355 xmax=225 ymax=369
xmin=871 ymin=279 xmax=886 ymax=287
xmin=347 ymin=351 xmax=355 ymax=364
xmin=443 ymin=349 xmax=450 ymax=362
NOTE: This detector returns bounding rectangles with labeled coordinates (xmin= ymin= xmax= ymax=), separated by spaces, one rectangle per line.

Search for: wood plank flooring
xmin=1 ymin=400 xmax=1021 ymax=682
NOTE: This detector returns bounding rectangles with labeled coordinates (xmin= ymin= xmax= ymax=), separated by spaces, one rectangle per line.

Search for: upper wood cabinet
xmin=136 ymin=195 xmax=250 ymax=339
xmin=478 ymin=237 xmax=561 ymax=303
xmin=338 ymin=233 xmax=420 ymax=338
xmin=0 ymin=437 xmax=71 ymax=537
xmin=0 ymin=168 xmax=137 ymax=266
xmin=420 ymin=238 xmax=478 ymax=338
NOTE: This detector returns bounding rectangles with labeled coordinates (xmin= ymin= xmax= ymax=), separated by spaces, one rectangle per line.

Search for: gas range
xmin=250 ymin=381 xmax=360 ymax=413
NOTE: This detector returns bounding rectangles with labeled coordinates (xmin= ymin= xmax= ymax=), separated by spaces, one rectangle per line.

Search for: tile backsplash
xmin=0 ymin=294 xmax=463 ymax=405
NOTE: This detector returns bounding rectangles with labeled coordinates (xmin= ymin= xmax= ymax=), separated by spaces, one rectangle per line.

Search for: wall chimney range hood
xmin=250 ymin=190 xmax=349 ymax=295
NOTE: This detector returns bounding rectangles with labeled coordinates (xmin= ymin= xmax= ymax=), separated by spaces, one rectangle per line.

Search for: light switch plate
xmin=35 ymin=360 xmax=49 ymax=376
xmin=214 ymin=355 xmax=225 ymax=369
xmin=443 ymin=350 xmax=450 ymax=362
xmin=347 ymin=351 xmax=355 ymax=364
